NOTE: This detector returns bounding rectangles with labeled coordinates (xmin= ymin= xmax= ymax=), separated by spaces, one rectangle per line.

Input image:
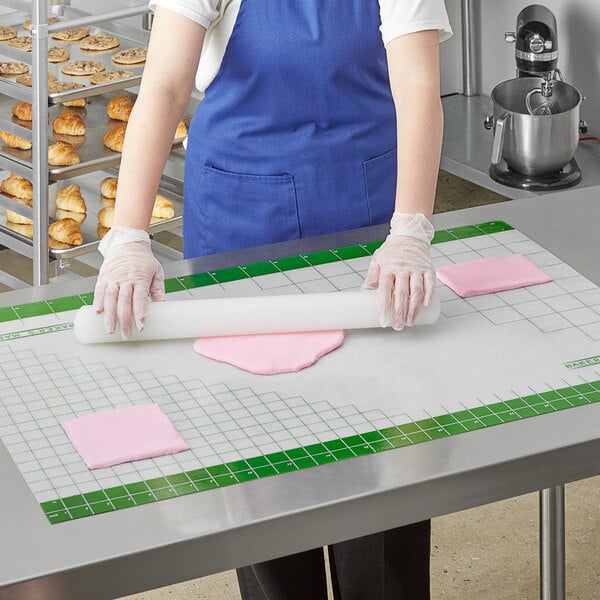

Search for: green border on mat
xmin=0 ymin=221 xmax=514 ymax=325
xmin=41 ymin=377 xmax=600 ymax=524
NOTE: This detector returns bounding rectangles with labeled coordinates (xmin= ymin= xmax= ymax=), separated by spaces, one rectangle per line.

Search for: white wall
xmin=440 ymin=0 xmax=463 ymax=96
xmin=478 ymin=0 xmax=600 ymax=134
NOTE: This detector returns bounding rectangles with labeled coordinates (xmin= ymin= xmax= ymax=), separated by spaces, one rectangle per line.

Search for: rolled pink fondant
xmin=193 ymin=330 xmax=345 ymax=375
xmin=62 ymin=404 xmax=190 ymax=469
xmin=436 ymin=254 xmax=552 ymax=297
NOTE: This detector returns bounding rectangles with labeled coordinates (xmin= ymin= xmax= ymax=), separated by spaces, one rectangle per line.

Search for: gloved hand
xmin=93 ymin=226 xmax=165 ymax=340
xmin=362 ymin=212 xmax=435 ymax=330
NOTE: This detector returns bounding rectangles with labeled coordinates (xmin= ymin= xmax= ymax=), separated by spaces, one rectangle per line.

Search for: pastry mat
xmin=0 ymin=221 xmax=598 ymax=524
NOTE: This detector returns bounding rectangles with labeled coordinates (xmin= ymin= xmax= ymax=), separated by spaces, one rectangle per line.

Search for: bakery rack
xmin=0 ymin=0 xmax=185 ymax=286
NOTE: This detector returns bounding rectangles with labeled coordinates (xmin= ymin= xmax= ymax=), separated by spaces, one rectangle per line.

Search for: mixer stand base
xmin=489 ymin=158 xmax=581 ymax=191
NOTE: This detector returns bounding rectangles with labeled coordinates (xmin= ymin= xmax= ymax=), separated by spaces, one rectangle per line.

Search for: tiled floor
xmin=1 ymin=172 xmax=598 ymax=599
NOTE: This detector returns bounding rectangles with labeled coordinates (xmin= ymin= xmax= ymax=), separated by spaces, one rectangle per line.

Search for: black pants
xmin=236 ymin=520 xmax=431 ymax=600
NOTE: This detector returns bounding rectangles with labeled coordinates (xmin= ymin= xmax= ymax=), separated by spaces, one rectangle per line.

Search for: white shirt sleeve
xmin=148 ymin=0 xmax=220 ymax=30
xmin=378 ymin=0 xmax=453 ymax=46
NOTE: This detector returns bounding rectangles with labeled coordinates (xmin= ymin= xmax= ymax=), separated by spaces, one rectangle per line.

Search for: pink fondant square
xmin=62 ymin=404 xmax=190 ymax=469
xmin=436 ymin=254 xmax=552 ymax=297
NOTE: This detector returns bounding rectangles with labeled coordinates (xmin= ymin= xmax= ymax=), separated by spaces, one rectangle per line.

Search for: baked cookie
xmin=61 ymin=60 xmax=105 ymax=76
xmin=15 ymin=72 xmax=57 ymax=86
xmin=51 ymin=26 xmax=90 ymax=42
xmin=53 ymin=110 xmax=86 ymax=136
xmin=23 ymin=17 xmax=59 ymax=31
xmin=111 ymin=47 xmax=146 ymax=65
xmin=56 ymin=184 xmax=86 ymax=213
xmin=49 ymin=217 xmax=82 ymax=245
xmin=0 ymin=61 xmax=29 ymax=76
xmin=48 ymin=46 xmax=70 ymax=63
xmin=100 ymin=176 xmax=118 ymax=199
xmin=107 ymin=94 xmax=133 ymax=121
xmin=90 ymin=69 xmax=134 ymax=85
xmin=80 ymin=34 xmax=120 ymax=51
xmin=103 ymin=122 xmax=126 ymax=152
xmin=0 ymin=26 xmax=17 ymax=41
xmin=0 ymin=130 xmax=32 ymax=150
xmin=2 ymin=36 xmax=32 ymax=52
xmin=48 ymin=140 xmax=80 ymax=166
xmin=0 ymin=173 xmax=33 ymax=200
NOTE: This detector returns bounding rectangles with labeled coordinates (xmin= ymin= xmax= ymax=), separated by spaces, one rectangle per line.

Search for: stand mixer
xmin=484 ymin=4 xmax=586 ymax=191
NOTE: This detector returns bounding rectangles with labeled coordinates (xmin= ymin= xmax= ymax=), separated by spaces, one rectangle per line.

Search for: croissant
xmin=97 ymin=223 xmax=110 ymax=240
xmin=174 ymin=119 xmax=188 ymax=140
xmin=49 ymin=237 xmax=73 ymax=250
xmin=53 ymin=110 xmax=86 ymax=136
xmin=99 ymin=176 xmax=118 ymax=198
xmin=5 ymin=197 xmax=32 ymax=225
xmin=152 ymin=194 xmax=175 ymax=219
xmin=48 ymin=218 xmax=83 ymax=246
xmin=56 ymin=184 xmax=86 ymax=214
xmin=11 ymin=101 xmax=32 ymax=121
xmin=55 ymin=208 xmax=86 ymax=224
xmin=1 ymin=173 xmax=32 ymax=200
xmin=106 ymin=93 xmax=133 ymax=122
xmin=99 ymin=195 xmax=115 ymax=209
xmin=5 ymin=221 xmax=32 ymax=239
xmin=97 ymin=206 xmax=114 ymax=228
xmin=48 ymin=141 xmax=80 ymax=166
xmin=103 ymin=122 xmax=126 ymax=152
xmin=0 ymin=129 xmax=32 ymax=150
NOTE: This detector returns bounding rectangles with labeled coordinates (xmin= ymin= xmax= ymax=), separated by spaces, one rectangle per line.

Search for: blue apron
xmin=183 ymin=0 xmax=397 ymax=258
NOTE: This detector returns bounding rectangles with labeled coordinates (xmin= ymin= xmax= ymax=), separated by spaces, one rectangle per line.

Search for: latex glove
xmin=93 ymin=226 xmax=165 ymax=340
xmin=363 ymin=212 xmax=435 ymax=331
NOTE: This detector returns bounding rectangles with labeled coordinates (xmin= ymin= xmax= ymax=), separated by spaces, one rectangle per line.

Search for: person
xmin=93 ymin=1 xmax=452 ymax=598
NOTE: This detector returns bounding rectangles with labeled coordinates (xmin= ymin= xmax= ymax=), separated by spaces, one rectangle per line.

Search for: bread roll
xmin=56 ymin=184 xmax=86 ymax=214
xmin=97 ymin=206 xmax=114 ymax=228
xmin=49 ymin=218 xmax=83 ymax=246
xmin=0 ymin=174 xmax=32 ymax=200
xmin=107 ymin=93 xmax=133 ymax=122
xmin=55 ymin=208 xmax=86 ymax=224
xmin=5 ymin=197 xmax=33 ymax=225
xmin=53 ymin=110 xmax=86 ymax=136
xmin=152 ymin=194 xmax=175 ymax=219
xmin=0 ymin=129 xmax=32 ymax=150
xmin=11 ymin=101 xmax=32 ymax=121
xmin=48 ymin=141 xmax=80 ymax=166
xmin=103 ymin=122 xmax=126 ymax=152
xmin=5 ymin=221 xmax=32 ymax=239
xmin=100 ymin=176 xmax=118 ymax=198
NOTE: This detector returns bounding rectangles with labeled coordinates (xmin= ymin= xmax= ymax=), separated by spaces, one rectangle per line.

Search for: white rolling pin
xmin=73 ymin=290 xmax=440 ymax=344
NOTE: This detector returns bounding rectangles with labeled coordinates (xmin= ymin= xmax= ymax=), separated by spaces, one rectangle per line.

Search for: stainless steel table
xmin=1 ymin=186 xmax=599 ymax=600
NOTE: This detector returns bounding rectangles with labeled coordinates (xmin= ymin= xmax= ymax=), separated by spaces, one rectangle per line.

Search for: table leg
xmin=539 ymin=486 xmax=566 ymax=600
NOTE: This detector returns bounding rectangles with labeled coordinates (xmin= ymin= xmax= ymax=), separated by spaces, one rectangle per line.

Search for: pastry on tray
xmin=153 ymin=195 xmax=175 ymax=219
xmin=55 ymin=208 xmax=86 ymax=224
xmin=48 ymin=46 xmax=70 ymax=63
xmin=1 ymin=173 xmax=33 ymax=200
xmin=53 ymin=110 xmax=86 ymax=136
xmin=5 ymin=197 xmax=33 ymax=225
xmin=15 ymin=72 xmax=57 ymax=86
xmin=49 ymin=217 xmax=83 ymax=245
xmin=5 ymin=221 xmax=32 ymax=239
xmin=49 ymin=237 xmax=73 ymax=250
xmin=97 ymin=206 xmax=113 ymax=228
xmin=23 ymin=17 xmax=59 ymax=31
xmin=0 ymin=129 xmax=32 ymax=150
xmin=11 ymin=101 xmax=32 ymax=121
xmin=80 ymin=34 xmax=120 ymax=51
xmin=48 ymin=140 xmax=80 ymax=166
xmin=90 ymin=69 xmax=134 ymax=85
xmin=51 ymin=26 xmax=90 ymax=42
xmin=97 ymin=223 xmax=110 ymax=240
xmin=111 ymin=47 xmax=146 ymax=65
xmin=99 ymin=176 xmax=118 ymax=199
xmin=2 ymin=36 xmax=32 ymax=52
xmin=0 ymin=61 xmax=28 ymax=76
xmin=103 ymin=122 xmax=127 ymax=152
xmin=99 ymin=195 xmax=115 ymax=209
xmin=0 ymin=25 xmax=17 ymax=41
xmin=107 ymin=93 xmax=133 ymax=122
xmin=56 ymin=184 xmax=87 ymax=214
xmin=61 ymin=60 xmax=105 ymax=76
xmin=174 ymin=119 xmax=188 ymax=140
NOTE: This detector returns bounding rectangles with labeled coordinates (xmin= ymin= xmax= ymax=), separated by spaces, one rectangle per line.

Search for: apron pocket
xmin=363 ymin=147 xmax=397 ymax=225
xmin=194 ymin=164 xmax=300 ymax=256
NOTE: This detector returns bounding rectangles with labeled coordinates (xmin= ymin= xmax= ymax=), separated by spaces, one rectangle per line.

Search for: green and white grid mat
xmin=0 ymin=221 xmax=599 ymax=524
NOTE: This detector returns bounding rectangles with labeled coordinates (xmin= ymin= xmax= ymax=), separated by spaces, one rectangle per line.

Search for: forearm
xmin=394 ymin=84 xmax=442 ymax=220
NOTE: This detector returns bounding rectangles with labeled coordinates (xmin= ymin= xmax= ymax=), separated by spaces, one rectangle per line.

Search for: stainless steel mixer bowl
xmin=488 ymin=77 xmax=582 ymax=176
